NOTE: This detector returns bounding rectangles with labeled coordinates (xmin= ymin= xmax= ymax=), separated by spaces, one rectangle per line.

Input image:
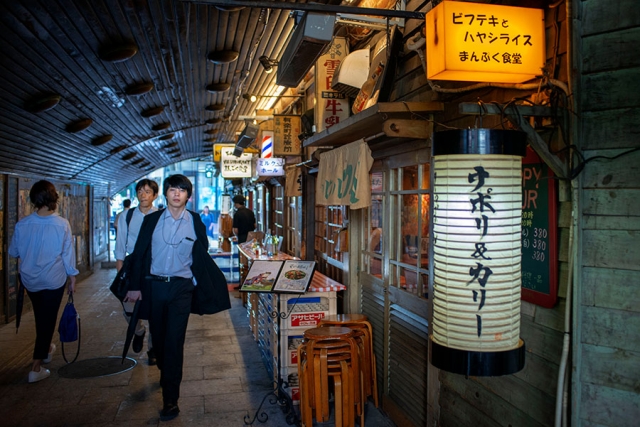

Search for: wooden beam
xmin=382 ymin=119 xmax=430 ymax=139
xmin=459 ymin=103 xmax=568 ymax=178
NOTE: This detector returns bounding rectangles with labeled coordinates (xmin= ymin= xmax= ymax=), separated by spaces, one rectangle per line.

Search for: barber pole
xmin=261 ymin=131 xmax=274 ymax=158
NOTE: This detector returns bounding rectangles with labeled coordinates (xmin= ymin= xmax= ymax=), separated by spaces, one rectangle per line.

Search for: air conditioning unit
xmin=277 ymin=12 xmax=336 ymax=88
xmin=236 ymin=123 xmax=259 ymax=149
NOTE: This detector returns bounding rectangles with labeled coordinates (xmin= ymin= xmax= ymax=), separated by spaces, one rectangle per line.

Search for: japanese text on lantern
xmin=468 ymin=166 xmax=495 ymax=337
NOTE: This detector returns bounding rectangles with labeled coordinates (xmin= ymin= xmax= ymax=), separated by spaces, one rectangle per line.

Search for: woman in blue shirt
xmin=9 ymin=180 xmax=79 ymax=383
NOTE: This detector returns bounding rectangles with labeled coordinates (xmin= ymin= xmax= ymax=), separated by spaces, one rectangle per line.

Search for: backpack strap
xmin=125 ymin=207 xmax=135 ymax=227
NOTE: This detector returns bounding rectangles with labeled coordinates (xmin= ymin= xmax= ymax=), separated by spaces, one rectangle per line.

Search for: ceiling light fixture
xmin=207 ymin=50 xmax=240 ymax=64
xmin=258 ymin=55 xmax=278 ymax=74
xmin=241 ymin=93 xmax=302 ymax=103
xmin=66 ymin=118 xmax=93 ymax=133
xmin=206 ymin=82 xmax=231 ymax=93
xmin=24 ymin=93 xmax=62 ymax=113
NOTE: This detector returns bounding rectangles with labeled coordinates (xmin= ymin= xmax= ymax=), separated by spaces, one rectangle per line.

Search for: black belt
xmin=146 ymin=275 xmax=189 ymax=282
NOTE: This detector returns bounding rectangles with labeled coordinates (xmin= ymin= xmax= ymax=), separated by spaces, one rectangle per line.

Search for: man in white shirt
xmin=125 ymin=174 xmax=230 ymax=421
xmin=115 ymin=179 xmax=159 ymax=364
xmin=113 ymin=199 xmax=131 ymax=238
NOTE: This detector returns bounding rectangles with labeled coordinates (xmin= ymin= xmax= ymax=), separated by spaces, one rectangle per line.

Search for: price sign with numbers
xmin=521 ymin=146 xmax=558 ymax=308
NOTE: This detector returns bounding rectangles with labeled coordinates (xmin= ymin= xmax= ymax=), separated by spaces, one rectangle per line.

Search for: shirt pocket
xmin=177 ymin=237 xmax=195 ymax=263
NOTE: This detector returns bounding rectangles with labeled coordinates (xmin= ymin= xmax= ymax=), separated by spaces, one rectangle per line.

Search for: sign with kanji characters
xmin=314 ymin=37 xmax=350 ymax=132
xmin=274 ymin=115 xmax=301 ymax=156
xmin=213 ymin=144 xmax=234 ymax=162
xmin=256 ymin=158 xmax=285 ymax=177
xmin=316 ymin=139 xmax=373 ymax=209
xmin=221 ymin=147 xmax=253 ymax=178
xmin=426 ymin=1 xmax=545 ymax=83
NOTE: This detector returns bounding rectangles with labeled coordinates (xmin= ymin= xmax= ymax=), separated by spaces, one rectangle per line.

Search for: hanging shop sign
xmin=430 ymin=129 xmax=526 ymax=377
xmin=521 ymin=146 xmax=558 ymax=308
xmin=315 ymin=37 xmax=350 ymax=132
xmin=274 ymin=115 xmax=301 ymax=156
xmin=213 ymin=144 xmax=234 ymax=162
xmin=221 ymin=147 xmax=253 ymax=178
xmin=285 ymin=166 xmax=303 ymax=197
xmin=256 ymin=158 xmax=285 ymax=177
xmin=426 ymin=1 xmax=545 ymax=83
xmin=316 ymin=139 xmax=373 ymax=209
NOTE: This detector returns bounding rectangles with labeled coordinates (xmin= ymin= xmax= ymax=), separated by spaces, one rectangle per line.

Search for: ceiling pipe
xmin=181 ymin=0 xmax=425 ymax=19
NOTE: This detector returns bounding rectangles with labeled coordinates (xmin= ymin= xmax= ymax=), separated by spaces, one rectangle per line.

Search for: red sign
xmin=290 ymin=312 xmax=326 ymax=327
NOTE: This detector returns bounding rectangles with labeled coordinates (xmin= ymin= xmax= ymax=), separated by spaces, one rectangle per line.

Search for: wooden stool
xmin=298 ymin=326 xmax=362 ymax=427
xmin=319 ymin=314 xmax=379 ymax=408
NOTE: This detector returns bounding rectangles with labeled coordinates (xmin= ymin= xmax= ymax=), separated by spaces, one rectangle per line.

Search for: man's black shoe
xmin=147 ymin=348 xmax=157 ymax=366
xmin=132 ymin=330 xmax=145 ymax=353
xmin=160 ymin=403 xmax=180 ymax=421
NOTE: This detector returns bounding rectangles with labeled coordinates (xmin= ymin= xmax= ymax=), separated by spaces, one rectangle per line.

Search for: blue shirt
xmin=8 ymin=212 xmax=79 ymax=291
xmin=114 ymin=206 xmax=158 ymax=261
xmin=150 ymin=209 xmax=197 ymax=279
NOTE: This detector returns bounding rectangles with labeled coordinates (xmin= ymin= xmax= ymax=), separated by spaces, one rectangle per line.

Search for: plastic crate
xmin=277 ymin=294 xmax=337 ymax=331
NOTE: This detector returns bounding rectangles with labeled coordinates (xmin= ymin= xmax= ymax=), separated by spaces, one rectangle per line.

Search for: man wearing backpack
xmin=115 ymin=179 xmax=159 ymax=364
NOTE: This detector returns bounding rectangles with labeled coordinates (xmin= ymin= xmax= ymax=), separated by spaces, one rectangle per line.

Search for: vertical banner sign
xmin=316 ymin=139 xmax=373 ymax=209
xmin=285 ymin=166 xmax=303 ymax=197
xmin=521 ymin=146 xmax=558 ymax=308
xmin=221 ymin=146 xmax=253 ymax=178
xmin=261 ymin=131 xmax=274 ymax=158
xmin=315 ymin=37 xmax=350 ymax=132
xmin=274 ymin=115 xmax=302 ymax=156
xmin=426 ymin=1 xmax=545 ymax=83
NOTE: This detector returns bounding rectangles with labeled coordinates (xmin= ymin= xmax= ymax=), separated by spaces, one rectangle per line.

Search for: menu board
xmin=240 ymin=260 xmax=316 ymax=294
xmin=521 ymin=147 xmax=558 ymax=308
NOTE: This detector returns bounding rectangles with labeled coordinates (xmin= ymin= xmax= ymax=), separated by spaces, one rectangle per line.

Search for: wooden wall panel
xmin=583 ymin=189 xmax=640 ymax=217
xmin=582 ymin=108 xmax=640 ymax=150
xmin=582 ymin=229 xmax=640 ymax=269
xmin=582 ymin=27 xmax=640 ymax=73
xmin=582 ymin=267 xmax=640 ymax=311
xmin=581 ymin=306 xmax=640 ymax=352
xmin=440 ymin=373 xmax=547 ymax=427
xmin=581 ymin=0 xmax=640 ymax=36
xmin=580 ymin=148 xmax=640 ymax=189
xmin=581 ymin=68 xmax=640 ymax=112
xmin=579 ymin=383 xmax=640 ymax=427
xmin=580 ymin=344 xmax=640 ymax=393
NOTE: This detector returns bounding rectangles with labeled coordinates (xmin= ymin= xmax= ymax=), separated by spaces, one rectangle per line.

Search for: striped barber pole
xmin=261 ymin=131 xmax=273 ymax=158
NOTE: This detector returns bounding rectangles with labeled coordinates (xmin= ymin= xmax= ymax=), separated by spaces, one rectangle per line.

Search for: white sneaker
xmin=28 ymin=368 xmax=50 ymax=383
xmin=43 ymin=344 xmax=56 ymax=364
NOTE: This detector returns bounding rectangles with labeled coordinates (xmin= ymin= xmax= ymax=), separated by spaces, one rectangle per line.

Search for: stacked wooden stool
xmin=319 ymin=314 xmax=378 ymax=409
xmin=298 ymin=326 xmax=363 ymax=427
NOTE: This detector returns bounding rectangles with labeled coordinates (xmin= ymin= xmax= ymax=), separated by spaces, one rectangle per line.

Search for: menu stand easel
xmin=244 ymin=295 xmax=302 ymax=426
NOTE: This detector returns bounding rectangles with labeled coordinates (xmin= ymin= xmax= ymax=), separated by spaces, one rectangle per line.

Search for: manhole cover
xmin=58 ymin=356 xmax=137 ymax=379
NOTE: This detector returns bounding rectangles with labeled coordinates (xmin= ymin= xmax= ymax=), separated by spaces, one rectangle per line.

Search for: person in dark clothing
xmin=125 ymin=175 xmax=230 ymax=421
xmin=232 ymin=195 xmax=256 ymax=244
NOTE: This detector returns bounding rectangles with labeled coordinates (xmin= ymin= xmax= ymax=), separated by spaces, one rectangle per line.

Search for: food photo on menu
xmin=239 ymin=260 xmax=283 ymax=292
xmin=272 ymin=260 xmax=316 ymax=293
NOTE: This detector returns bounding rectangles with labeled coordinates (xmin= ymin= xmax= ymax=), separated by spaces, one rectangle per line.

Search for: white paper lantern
xmin=430 ymin=129 xmax=526 ymax=376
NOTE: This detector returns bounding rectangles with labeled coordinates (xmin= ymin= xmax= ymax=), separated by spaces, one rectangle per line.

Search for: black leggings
xmin=26 ymin=285 xmax=66 ymax=360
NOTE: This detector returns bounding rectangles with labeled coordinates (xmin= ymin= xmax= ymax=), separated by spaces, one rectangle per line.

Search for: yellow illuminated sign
xmin=213 ymin=144 xmax=258 ymax=162
xmin=426 ymin=1 xmax=545 ymax=83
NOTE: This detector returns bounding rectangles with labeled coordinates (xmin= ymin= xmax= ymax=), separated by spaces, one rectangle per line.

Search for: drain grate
xmin=58 ymin=356 xmax=136 ymax=379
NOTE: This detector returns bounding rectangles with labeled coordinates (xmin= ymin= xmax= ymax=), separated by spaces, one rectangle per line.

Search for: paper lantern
xmin=430 ymin=129 xmax=526 ymax=376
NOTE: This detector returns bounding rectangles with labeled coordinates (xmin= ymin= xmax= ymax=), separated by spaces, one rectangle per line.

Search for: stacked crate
xmin=273 ymin=292 xmax=338 ymax=404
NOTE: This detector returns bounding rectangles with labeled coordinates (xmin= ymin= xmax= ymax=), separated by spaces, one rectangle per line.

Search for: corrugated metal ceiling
xmin=0 ymin=0 xmax=337 ymax=197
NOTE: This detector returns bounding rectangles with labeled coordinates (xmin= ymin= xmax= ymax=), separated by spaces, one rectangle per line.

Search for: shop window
xmin=314 ymin=205 xmax=347 ymax=277
xmin=363 ymin=165 xmax=430 ymax=299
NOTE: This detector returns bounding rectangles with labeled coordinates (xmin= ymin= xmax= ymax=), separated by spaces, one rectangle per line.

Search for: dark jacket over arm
xmin=128 ymin=209 xmax=231 ymax=318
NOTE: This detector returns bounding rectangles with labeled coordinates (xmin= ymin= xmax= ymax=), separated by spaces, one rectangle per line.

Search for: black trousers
xmin=26 ymin=285 xmax=66 ymax=360
xmin=148 ymin=277 xmax=193 ymax=404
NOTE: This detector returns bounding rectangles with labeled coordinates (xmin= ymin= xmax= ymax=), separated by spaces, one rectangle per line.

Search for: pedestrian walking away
xmin=8 ymin=180 xmax=79 ymax=383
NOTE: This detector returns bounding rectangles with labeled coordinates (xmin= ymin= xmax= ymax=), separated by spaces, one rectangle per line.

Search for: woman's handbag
xmin=58 ymin=294 xmax=81 ymax=363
